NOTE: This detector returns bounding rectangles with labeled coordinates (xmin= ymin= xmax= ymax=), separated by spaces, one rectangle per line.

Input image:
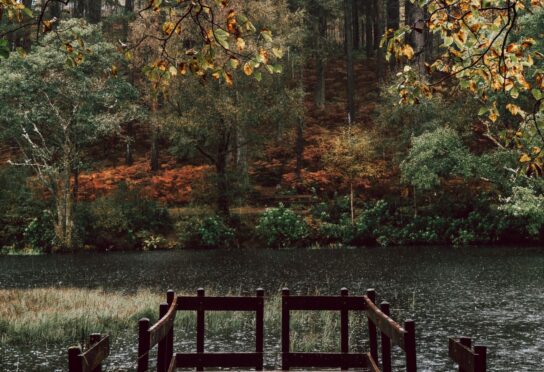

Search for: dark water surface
xmin=1 ymin=246 xmax=543 ymax=371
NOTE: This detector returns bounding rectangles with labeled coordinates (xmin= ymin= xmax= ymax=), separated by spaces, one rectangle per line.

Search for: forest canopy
xmin=1 ymin=0 xmax=544 ymax=252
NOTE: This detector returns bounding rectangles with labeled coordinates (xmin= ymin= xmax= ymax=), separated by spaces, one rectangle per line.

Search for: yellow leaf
xmin=520 ymin=153 xmax=531 ymax=163
xmin=402 ymin=44 xmax=414 ymax=60
xmin=162 ymin=22 xmax=175 ymax=35
xmin=236 ymin=38 xmax=245 ymax=51
xmin=243 ymin=62 xmax=253 ymax=76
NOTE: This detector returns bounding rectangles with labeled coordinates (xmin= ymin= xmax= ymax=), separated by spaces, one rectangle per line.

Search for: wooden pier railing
xmin=67 ymin=288 xmax=427 ymax=371
xmin=449 ymin=337 xmax=487 ymax=372
xmin=68 ymin=333 xmax=110 ymax=372
xmin=138 ymin=288 xmax=264 ymax=372
xmin=281 ymin=287 xmax=416 ymax=372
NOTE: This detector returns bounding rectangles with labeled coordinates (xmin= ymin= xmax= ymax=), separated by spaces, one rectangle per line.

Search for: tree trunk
xmin=350 ymin=181 xmax=355 ymax=224
xmin=387 ymin=0 xmax=400 ymax=71
xmin=295 ymin=116 xmax=304 ymax=181
xmin=150 ymin=98 xmax=160 ymax=172
xmin=344 ymin=0 xmax=356 ymax=123
xmin=215 ymin=120 xmax=230 ymax=218
xmin=352 ymin=0 xmax=360 ymax=50
xmin=314 ymin=8 xmax=327 ymax=108
xmin=125 ymin=122 xmax=134 ymax=165
xmin=375 ymin=0 xmax=386 ymax=83
xmin=54 ymin=151 xmax=75 ymax=251
xmin=73 ymin=0 xmax=85 ymax=18
xmin=88 ymin=0 xmax=102 ymax=24
xmin=365 ymin=0 xmax=374 ymax=57
xmin=405 ymin=0 xmax=426 ymax=74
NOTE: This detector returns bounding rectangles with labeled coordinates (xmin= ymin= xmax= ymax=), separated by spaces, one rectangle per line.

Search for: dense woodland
xmin=1 ymin=0 xmax=544 ymax=252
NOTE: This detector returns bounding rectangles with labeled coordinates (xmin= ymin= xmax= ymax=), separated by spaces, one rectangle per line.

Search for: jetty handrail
xmin=140 ymin=288 xmax=265 ymax=372
xmin=68 ymin=333 xmax=110 ymax=372
xmin=281 ymin=287 xmax=416 ymax=372
xmin=449 ymin=337 xmax=487 ymax=372
xmin=282 ymin=287 xmax=377 ymax=371
xmin=138 ymin=290 xmax=176 ymax=372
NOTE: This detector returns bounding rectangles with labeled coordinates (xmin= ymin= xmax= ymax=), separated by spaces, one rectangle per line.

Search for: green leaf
xmin=478 ymin=107 xmax=489 ymax=115
xmin=0 ymin=39 xmax=9 ymax=59
xmin=532 ymin=89 xmax=542 ymax=101
xmin=254 ymin=71 xmax=262 ymax=82
xmin=214 ymin=29 xmax=230 ymax=50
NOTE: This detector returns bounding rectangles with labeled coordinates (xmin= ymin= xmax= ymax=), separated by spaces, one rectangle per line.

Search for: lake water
xmin=1 ymin=246 xmax=543 ymax=371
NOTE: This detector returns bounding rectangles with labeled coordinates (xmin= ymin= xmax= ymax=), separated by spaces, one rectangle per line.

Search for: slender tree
xmin=344 ymin=0 xmax=355 ymax=122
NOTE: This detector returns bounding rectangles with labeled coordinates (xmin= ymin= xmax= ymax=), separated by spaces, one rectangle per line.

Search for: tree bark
xmin=344 ymin=0 xmax=356 ymax=123
xmin=352 ymin=0 xmax=360 ymax=50
xmin=375 ymin=0 xmax=386 ymax=83
xmin=150 ymin=97 xmax=160 ymax=172
xmin=405 ymin=0 xmax=426 ymax=74
xmin=88 ymin=0 xmax=102 ymax=24
xmin=54 ymin=148 xmax=75 ymax=251
xmin=125 ymin=122 xmax=134 ymax=165
xmin=73 ymin=0 xmax=85 ymax=18
xmin=215 ymin=120 xmax=230 ymax=218
xmin=387 ymin=0 xmax=400 ymax=71
xmin=365 ymin=0 xmax=374 ymax=57
xmin=314 ymin=8 xmax=327 ymax=108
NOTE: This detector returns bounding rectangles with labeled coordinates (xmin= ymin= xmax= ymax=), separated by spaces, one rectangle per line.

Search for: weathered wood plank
xmin=174 ymin=352 xmax=263 ymax=368
xmin=176 ymin=296 xmax=262 ymax=311
xmin=80 ymin=335 xmax=109 ymax=372
xmin=149 ymin=298 xmax=177 ymax=347
xmin=364 ymin=295 xmax=407 ymax=349
xmin=282 ymin=352 xmax=369 ymax=368
xmin=449 ymin=338 xmax=484 ymax=372
xmin=283 ymin=295 xmax=367 ymax=311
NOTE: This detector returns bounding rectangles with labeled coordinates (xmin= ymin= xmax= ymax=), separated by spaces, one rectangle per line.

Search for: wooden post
xmin=380 ymin=302 xmax=391 ymax=372
xmin=404 ymin=319 xmax=417 ymax=372
xmin=282 ymin=288 xmax=290 ymax=371
xmin=157 ymin=303 xmax=169 ymax=372
xmin=366 ymin=289 xmax=378 ymax=362
xmin=340 ymin=288 xmax=349 ymax=370
xmin=458 ymin=337 xmax=471 ymax=372
xmin=256 ymin=288 xmax=265 ymax=371
xmin=89 ymin=334 xmax=102 ymax=372
xmin=138 ymin=318 xmax=150 ymax=372
xmin=166 ymin=290 xmax=175 ymax=368
xmin=196 ymin=288 xmax=205 ymax=371
xmin=68 ymin=346 xmax=82 ymax=372
xmin=474 ymin=345 xmax=487 ymax=372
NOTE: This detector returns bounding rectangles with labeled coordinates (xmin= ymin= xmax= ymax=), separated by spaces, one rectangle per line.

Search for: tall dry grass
xmin=0 ymin=288 xmax=367 ymax=352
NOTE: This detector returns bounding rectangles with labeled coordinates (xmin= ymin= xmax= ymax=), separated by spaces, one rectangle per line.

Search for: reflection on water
xmin=1 ymin=246 xmax=543 ymax=371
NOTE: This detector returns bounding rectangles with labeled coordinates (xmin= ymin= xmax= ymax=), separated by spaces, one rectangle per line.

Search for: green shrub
xmin=87 ymin=183 xmax=172 ymax=250
xmin=176 ymin=215 xmax=236 ymax=249
xmin=256 ymin=204 xmax=309 ymax=248
xmin=23 ymin=210 xmax=56 ymax=253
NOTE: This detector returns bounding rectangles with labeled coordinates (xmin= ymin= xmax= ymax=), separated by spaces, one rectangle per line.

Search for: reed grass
xmin=0 ymin=288 xmax=368 ymax=353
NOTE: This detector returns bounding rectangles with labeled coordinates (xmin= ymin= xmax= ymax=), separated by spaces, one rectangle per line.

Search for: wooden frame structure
xmin=449 ymin=337 xmax=487 ymax=372
xmin=68 ymin=334 xmax=110 ymax=372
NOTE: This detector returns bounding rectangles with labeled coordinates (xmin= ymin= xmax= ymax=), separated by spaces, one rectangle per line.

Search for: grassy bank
xmin=0 ymin=288 xmax=367 ymax=352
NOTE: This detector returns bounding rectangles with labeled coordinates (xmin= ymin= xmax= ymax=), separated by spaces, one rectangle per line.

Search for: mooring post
xmin=340 ymin=287 xmax=349 ymax=370
xmin=166 ymin=290 xmax=175 ymax=368
xmin=404 ymin=319 xmax=417 ymax=372
xmin=380 ymin=302 xmax=392 ymax=372
xmin=138 ymin=318 xmax=150 ymax=372
xmin=281 ymin=287 xmax=290 ymax=371
xmin=196 ymin=288 xmax=205 ymax=371
xmin=68 ymin=346 xmax=82 ymax=372
xmin=157 ymin=303 xmax=169 ymax=372
xmin=256 ymin=288 xmax=265 ymax=371
xmin=366 ymin=288 xmax=378 ymax=362
xmin=474 ymin=345 xmax=487 ymax=372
